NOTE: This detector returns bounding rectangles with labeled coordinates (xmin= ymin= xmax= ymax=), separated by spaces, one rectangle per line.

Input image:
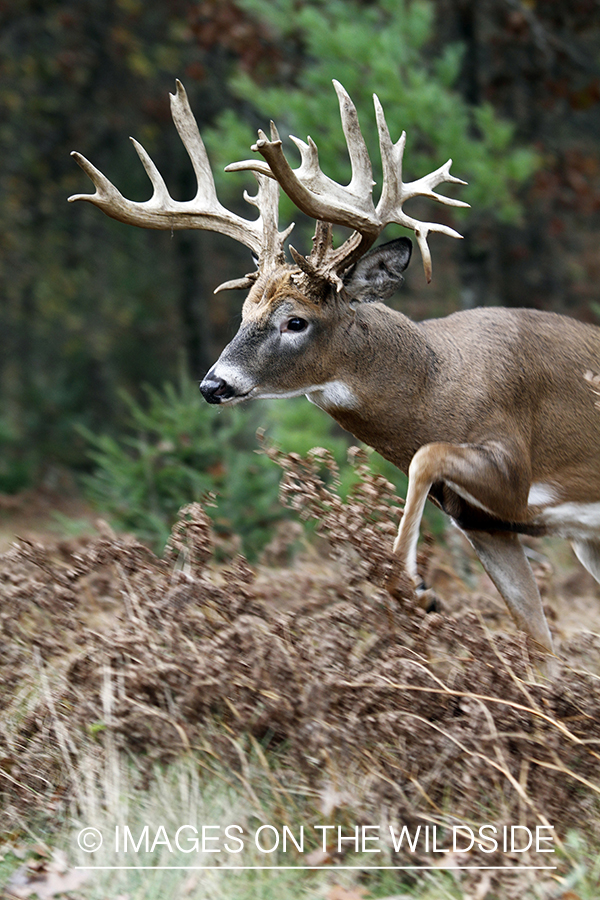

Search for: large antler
xmin=70 ymin=80 xmax=468 ymax=290
xmin=231 ymin=80 xmax=470 ymax=283
xmin=69 ymin=80 xmax=293 ymax=292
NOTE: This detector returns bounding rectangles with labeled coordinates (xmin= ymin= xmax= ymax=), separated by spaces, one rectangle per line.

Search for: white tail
xmin=71 ymin=81 xmax=600 ymax=654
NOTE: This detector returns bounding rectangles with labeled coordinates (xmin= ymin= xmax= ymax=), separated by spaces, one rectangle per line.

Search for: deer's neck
xmin=311 ymin=303 xmax=447 ymax=472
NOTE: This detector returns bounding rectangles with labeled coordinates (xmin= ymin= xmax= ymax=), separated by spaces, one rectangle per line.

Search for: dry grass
xmin=1 ymin=447 xmax=600 ymax=898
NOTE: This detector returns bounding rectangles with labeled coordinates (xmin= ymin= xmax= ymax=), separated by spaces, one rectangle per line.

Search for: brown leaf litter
xmin=1 ymin=447 xmax=600 ymax=897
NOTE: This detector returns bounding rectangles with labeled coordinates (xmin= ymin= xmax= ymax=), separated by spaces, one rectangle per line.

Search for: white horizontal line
xmin=75 ymin=865 xmax=557 ymax=871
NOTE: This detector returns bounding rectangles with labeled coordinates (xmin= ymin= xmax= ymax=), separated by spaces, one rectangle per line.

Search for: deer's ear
xmin=343 ymin=237 xmax=412 ymax=302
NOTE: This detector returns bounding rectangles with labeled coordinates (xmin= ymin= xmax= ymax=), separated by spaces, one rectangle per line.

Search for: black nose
xmin=200 ymin=375 xmax=233 ymax=404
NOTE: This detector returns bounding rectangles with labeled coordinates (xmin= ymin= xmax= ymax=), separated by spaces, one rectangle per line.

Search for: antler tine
xmin=244 ymin=173 xmax=294 ymax=261
xmin=214 ymin=173 xmax=294 ymax=294
xmin=70 ymin=81 xmax=294 ymax=283
xmin=331 ymin=80 xmax=375 ymax=197
xmin=169 ymin=78 xmax=215 ymax=197
xmin=291 ymin=225 xmax=366 ymax=294
xmin=374 ymin=93 xmax=470 ymax=282
xmin=228 ymin=81 xmax=469 ymax=285
xmin=402 ymin=158 xmax=469 ymax=206
xmin=69 ymin=150 xmax=134 ymax=213
xmin=129 ymin=138 xmax=171 ymax=204
xmin=227 ymin=82 xmax=380 ymax=236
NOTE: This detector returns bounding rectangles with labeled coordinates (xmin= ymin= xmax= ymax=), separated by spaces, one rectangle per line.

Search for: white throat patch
xmin=527 ymin=482 xmax=558 ymax=507
xmin=305 ymin=381 xmax=358 ymax=411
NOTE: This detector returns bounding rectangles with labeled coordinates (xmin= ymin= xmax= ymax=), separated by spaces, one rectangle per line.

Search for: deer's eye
xmin=282 ymin=317 xmax=308 ymax=333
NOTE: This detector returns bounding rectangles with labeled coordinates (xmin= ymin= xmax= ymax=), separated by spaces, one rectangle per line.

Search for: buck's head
xmin=69 ymin=79 xmax=468 ymax=407
xmin=200 ymin=235 xmax=413 ymax=406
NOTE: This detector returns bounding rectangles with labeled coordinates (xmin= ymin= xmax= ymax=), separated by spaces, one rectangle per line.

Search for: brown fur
xmin=204 ymin=260 xmax=600 ymax=653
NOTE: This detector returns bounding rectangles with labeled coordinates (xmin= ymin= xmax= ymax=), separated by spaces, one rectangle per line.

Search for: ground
xmin=2 ymin=477 xmax=600 ymax=900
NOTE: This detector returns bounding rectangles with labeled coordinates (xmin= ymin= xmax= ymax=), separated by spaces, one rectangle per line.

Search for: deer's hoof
xmin=416 ymin=586 xmax=442 ymax=613
xmin=384 ymin=565 xmax=418 ymax=602
xmin=385 ymin=566 xmax=442 ymax=614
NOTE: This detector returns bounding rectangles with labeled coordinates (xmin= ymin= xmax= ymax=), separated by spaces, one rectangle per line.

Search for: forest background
xmin=1 ymin=0 xmax=600 ymax=555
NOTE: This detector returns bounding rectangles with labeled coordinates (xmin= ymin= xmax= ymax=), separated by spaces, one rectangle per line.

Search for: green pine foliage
xmin=80 ymin=372 xmax=361 ymax=559
xmin=80 ymin=372 xmax=446 ymax=558
xmin=206 ymin=0 xmax=539 ymax=227
xmin=79 ymin=374 xmax=283 ymax=559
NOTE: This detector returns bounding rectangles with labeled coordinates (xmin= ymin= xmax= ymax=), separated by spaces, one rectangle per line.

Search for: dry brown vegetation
xmin=2 ymin=448 xmax=600 ymax=897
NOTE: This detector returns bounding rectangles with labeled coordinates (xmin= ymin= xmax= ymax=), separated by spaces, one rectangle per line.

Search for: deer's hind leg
xmin=572 ymin=539 xmax=600 ymax=585
xmin=391 ymin=439 xmax=530 ymax=582
xmin=388 ymin=440 xmax=553 ymax=652
xmin=467 ymin=530 xmax=553 ymax=652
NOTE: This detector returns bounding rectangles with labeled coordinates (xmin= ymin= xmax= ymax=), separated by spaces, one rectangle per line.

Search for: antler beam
xmin=231 ymin=80 xmax=469 ymax=282
xmin=69 ymin=80 xmax=293 ymax=290
xmin=374 ymin=98 xmax=468 ymax=282
xmin=70 ymin=80 xmax=469 ymax=289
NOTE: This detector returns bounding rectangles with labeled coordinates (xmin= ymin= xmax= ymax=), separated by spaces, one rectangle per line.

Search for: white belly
xmin=533 ymin=501 xmax=600 ymax=540
xmin=527 ymin=481 xmax=600 ymax=539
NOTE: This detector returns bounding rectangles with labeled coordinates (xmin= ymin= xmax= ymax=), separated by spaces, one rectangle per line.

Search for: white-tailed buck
xmin=70 ymin=80 xmax=600 ymax=653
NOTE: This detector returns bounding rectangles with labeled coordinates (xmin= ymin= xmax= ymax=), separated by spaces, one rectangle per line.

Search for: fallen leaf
xmin=4 ymin=849 xmax=88 ymax=899
xmin=326 ymin=886 xmax=368 ymax=900
xmin=305 ymin=847 xmax=333 ymax=866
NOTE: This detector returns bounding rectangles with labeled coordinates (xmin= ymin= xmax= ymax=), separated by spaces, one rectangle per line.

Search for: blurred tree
xmin=0 ymin=0 xmax=282 ymax=483
xmin=434 ymin=0 xmax=600 ymax=312
xmin=206 ymin=0 xmax=539 ymax=225
xmin=0 ymin=0 xmax=598 ymax=498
